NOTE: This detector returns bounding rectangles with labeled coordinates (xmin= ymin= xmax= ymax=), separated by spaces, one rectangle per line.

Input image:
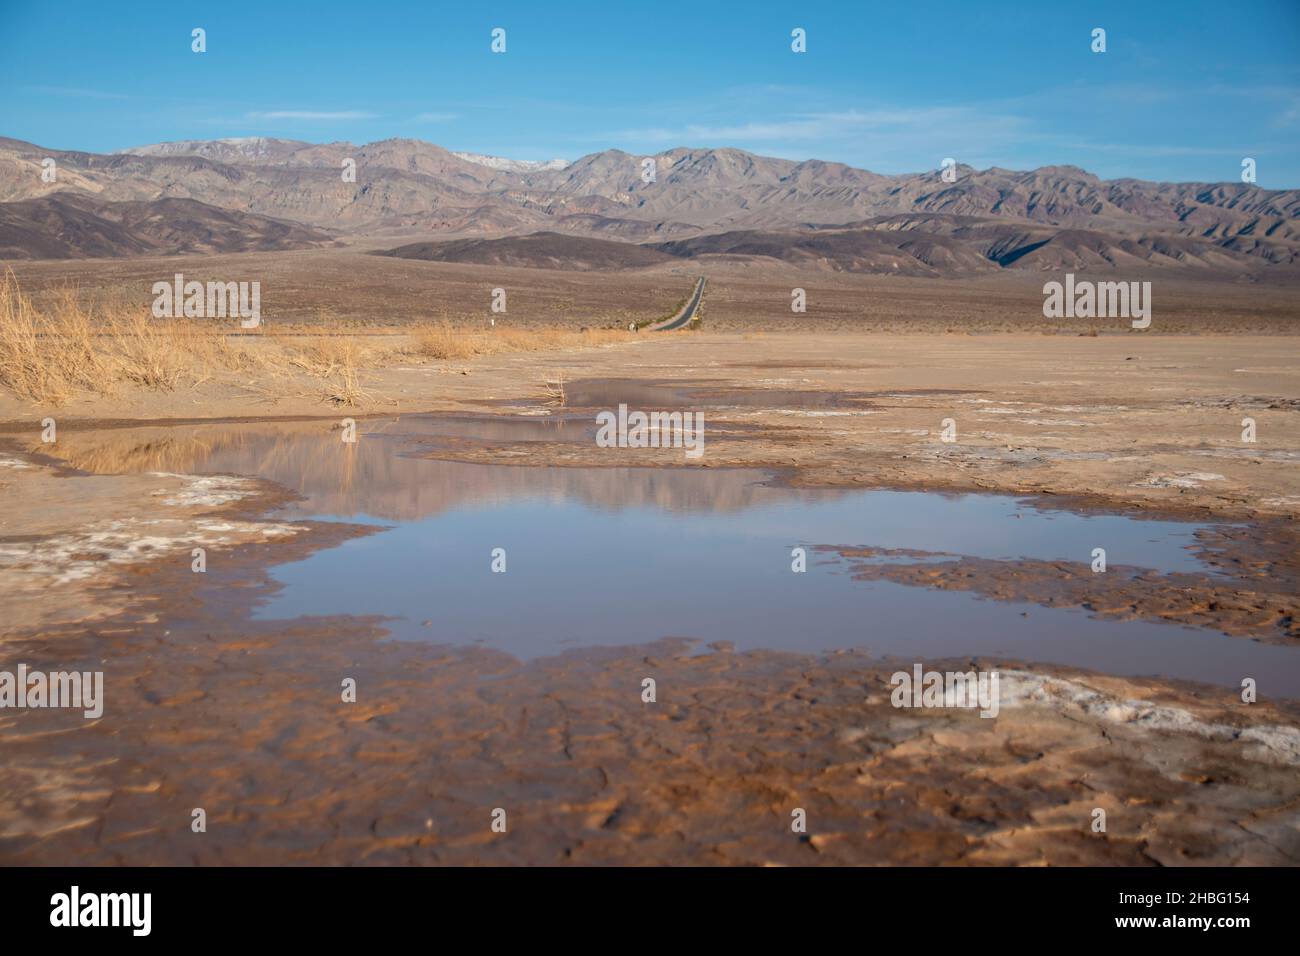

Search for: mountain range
xmin=2 ymin=135 xmax=1298 ymax=276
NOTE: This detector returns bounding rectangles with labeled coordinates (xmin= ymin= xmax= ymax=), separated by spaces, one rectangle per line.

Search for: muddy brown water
xmin=44 ymin=413 xmax=1300 ymax=697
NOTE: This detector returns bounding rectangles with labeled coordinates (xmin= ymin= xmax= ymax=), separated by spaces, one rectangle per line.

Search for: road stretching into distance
xmin=648 ymin=276 xmax=706 ymax=331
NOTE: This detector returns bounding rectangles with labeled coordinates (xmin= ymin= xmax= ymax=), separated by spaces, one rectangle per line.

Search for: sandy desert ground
xmin=7 ymin=247 xmax=1300 ymax=332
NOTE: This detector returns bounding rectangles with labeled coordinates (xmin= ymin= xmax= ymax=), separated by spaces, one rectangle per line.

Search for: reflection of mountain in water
xmin=45 ymin=417 xmax=797 ymax=521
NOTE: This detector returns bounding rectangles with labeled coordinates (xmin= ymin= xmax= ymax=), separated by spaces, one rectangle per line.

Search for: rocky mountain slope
xmin=0 ymin=192 xmax=332 ymax=259
xmin=3 ymin=135 xmax=1298 ymax=273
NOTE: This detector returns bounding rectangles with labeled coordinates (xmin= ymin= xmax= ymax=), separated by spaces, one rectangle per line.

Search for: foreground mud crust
xmin=2 ymin=615 xmax=1298 ymax=865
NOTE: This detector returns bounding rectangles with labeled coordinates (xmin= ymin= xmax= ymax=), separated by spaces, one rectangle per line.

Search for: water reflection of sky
xmin=239 ymin=448 xmax=1297 ymax=697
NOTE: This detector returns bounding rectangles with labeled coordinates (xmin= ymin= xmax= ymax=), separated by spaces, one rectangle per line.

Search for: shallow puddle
xmin=45 ymin=415 xmax=1300 ymax=695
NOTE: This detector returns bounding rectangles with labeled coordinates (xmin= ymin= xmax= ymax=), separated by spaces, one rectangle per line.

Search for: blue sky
xmin=2 ymin=0 xmax=1298 ymax=185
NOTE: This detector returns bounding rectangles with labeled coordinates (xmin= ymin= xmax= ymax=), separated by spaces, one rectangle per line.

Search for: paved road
xmin=648 ymin=276 xmax=705 ymax=331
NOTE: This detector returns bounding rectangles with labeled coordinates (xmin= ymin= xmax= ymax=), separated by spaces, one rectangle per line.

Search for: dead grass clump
xmin=411 ymin=321 xmax=480 ymax=360
xmin=0 ymin=276 xmax=105 ymax=403
xmin=410 ymin=322 xmax=629 ymax=361
xmin=0 ymin=272 xmax=633 ymax=408
xmin=108 ymin=307 xmax=194 ymax=391
xmin=0 ymin=271 xmax=268 ymax=403
xmin=271 ymin=333 xmax=380 ymax=407
xmin=542 ymin=370 xmax=567 ymax=406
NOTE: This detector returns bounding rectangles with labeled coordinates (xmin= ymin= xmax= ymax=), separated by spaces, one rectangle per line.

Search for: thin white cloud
xmin=1057 ymin=141 xmax=1246 ymax=158
xmin=246 ymin=110 xmax=376 ymax=121
xmin=611 ymin=107 xmax=1026 ymax=145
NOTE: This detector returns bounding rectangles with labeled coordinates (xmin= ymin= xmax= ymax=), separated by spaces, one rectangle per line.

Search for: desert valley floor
xmin=1 ymin=263 xmax=1298 ymax=863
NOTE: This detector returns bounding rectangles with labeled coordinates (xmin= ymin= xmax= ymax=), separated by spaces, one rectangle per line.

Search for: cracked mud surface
xmin=4 ymin=603 xmax=1299 ymax=865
